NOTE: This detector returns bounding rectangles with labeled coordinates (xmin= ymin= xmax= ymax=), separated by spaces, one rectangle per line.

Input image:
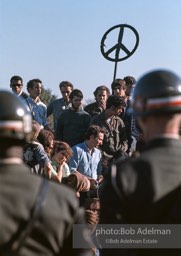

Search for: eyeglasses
xmin=11 ymin=84 xmax=22 ymax=87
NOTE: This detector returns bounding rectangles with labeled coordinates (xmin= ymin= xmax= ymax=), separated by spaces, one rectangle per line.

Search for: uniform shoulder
xmin=115 ymin=156 xmax=151 ymax=185
xmin=23 ymin=173 xmax=80 ymax=209
xmin=48 ymin=181 xmax=80 ymax=208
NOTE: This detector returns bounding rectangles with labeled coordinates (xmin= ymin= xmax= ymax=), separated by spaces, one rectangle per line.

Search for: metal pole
xmin=113 ymin=61 xmax=118 ymax=81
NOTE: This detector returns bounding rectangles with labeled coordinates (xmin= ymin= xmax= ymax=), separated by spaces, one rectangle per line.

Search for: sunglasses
xmin=11 ymin=84 xmax=22 ymax=87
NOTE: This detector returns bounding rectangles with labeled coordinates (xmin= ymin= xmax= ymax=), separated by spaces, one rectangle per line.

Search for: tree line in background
xmin=40 ymin=87 xmax=57 ymax=131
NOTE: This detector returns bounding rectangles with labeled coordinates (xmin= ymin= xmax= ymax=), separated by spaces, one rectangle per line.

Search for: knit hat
xmin=66 ymin=170 xmax=91 ymax=192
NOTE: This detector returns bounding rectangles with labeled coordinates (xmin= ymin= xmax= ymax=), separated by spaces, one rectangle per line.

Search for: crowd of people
xmin=1 ymin=69 xmax=181 ymax=255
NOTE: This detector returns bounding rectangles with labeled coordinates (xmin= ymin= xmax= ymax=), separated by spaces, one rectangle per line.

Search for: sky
xmin=0 ymin=0 xmax=181 ymax=100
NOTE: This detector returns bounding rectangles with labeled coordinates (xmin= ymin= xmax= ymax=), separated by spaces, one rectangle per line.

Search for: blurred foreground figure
xmin=0 ymin=91 xmax=92 ymax=255
xmin=100 ymin=70 xmax=181 ymax=256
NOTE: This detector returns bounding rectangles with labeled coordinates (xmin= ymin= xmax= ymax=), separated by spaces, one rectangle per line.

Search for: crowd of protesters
xmin=2 ymin=70 xmax=181 ymax=255
xmin=9 ymin=74 xmax=140 ymax=255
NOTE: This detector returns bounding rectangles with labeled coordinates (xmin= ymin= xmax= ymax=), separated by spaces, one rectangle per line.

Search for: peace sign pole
xmin=100 ymin=24 xmax=139 ymax=81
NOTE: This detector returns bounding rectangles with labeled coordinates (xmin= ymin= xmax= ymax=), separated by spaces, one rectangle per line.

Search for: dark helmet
xmin=0 ymin=90 xmax=32 ymax=141
xmin=131 ymin=70 xmax=181 ymax=116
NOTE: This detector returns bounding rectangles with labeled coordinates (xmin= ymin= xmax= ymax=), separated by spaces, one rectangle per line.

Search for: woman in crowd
xmin=50 ymin=140 xmax=73 ymax=182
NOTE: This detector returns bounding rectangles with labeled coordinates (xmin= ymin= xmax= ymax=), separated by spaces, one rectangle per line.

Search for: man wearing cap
xmin=100 ymin=70 xmax=181 ymax=256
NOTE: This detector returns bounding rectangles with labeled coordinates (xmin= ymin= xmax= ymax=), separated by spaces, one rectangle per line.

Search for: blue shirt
xmin=25 ymin=97 xmax=49 ymax=128
xmin=69 ymin=142 xmax=102 ymax=180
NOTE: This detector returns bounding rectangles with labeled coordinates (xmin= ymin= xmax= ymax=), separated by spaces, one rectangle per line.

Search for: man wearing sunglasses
xmin=10 ymin=75 xmax=28 ymax=99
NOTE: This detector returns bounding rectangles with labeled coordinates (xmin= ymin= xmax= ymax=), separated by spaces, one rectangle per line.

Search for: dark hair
xmin=37 ymin=129 xmax=54 ymax=151
xmin=123 ymin=76 xmax=136 ymax=86
xmin=84 ymin=125 xmax=105 ymax=140
xmin=111 ymin=78 xmax=126 ymax=91
xmin=106 ymin=95 xmax=125 ymax=109
xmin=69 ymin=89 xmax=83 ymax=100
xmin=123 ymin=76 xmax=136 ymax=97
xmin=52 ymin=140 xmax=73 ymax=160
xmin=59 ymin=81 xmax=74 ymax=90
xmin=27 ymin=78 xmax=42 ymax=91
xmin=93 ymin=85 xmax=110 ymax=97
xmin=10 ymin=75 xmax=23 ymax=84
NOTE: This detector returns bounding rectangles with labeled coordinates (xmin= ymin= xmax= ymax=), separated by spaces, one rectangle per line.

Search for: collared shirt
xmin=25 ymin=97 xmax=49 ymax=128
xmin=47 ymin=97 xmax=71 ymax=132
xmin=69 ymin=142 xmax=102 ymax=179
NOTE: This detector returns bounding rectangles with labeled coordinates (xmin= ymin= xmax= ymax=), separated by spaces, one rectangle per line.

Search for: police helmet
xmin=131 ymin=70 xmax=181 ymax=116
xmin=0 ymin=90 xmax=32 ymax=141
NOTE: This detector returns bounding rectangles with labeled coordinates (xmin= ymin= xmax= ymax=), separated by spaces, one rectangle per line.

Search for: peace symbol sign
xmin=100 ymin=24 xmax=139 ymax=62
